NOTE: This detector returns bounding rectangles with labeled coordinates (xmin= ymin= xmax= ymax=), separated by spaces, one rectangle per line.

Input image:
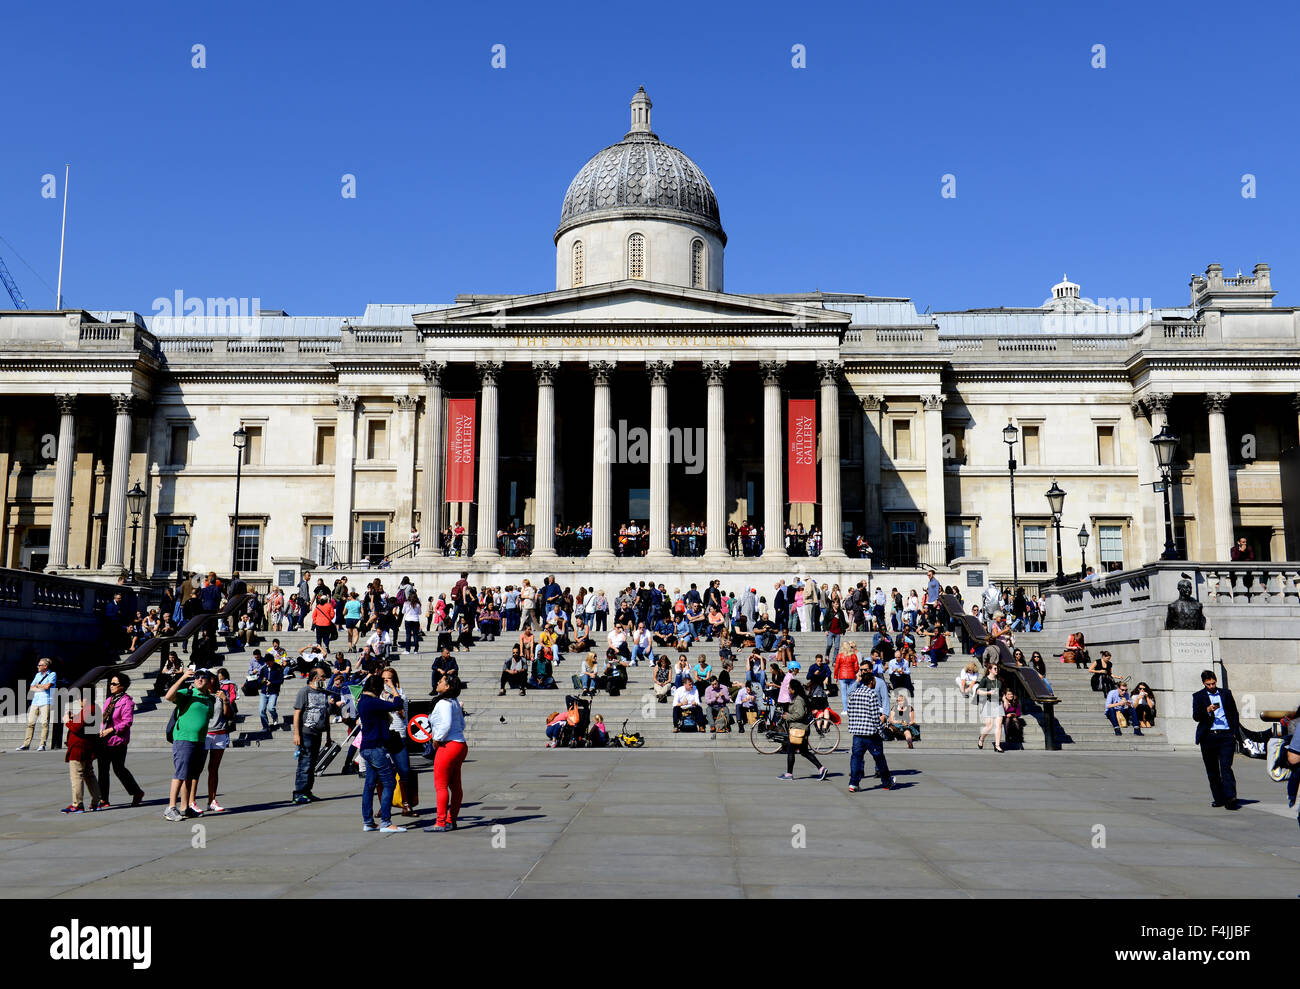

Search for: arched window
xmin=627 ymin=232 xmax=645 ymax=279
xmin=572 ymin=241 xmax=584 ymax=288
xmin=690 ymin=239 xmax=705 ymax=288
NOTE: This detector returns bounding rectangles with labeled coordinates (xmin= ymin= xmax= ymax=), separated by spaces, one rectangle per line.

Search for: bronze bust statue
xmin=1165 ymin=577 xmax=1206 ymax=630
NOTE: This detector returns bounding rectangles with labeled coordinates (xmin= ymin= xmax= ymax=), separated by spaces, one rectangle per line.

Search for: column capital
xmin=334 ymin=394 xmax=358 ymax=413
xmin=1204 ymin=392 xmax=1231 ymax=414
xmin=476 ymin=361 xmax=503 ymax=385
xmin=54 ymin=394 xmax=77 ymax=415
xmin=759 ymin=360 xmax=786 ymax=385
xmin=419 ymin=360 xmax=446 ymax=384
xmin=816 ymin=360 xmax=843 ymax=384
xmin=111 ymin=394 xmax=135 ymax=416
xmin=395 ymin=394 xmax=420 ymax=411
xmin=860 ymin=394 xmax=885 ymax=412
xmin=702 ymin=360 xmax=730 ymax=385
xmin=532 ymin=361 xmax=560 ymax=386
xmin=920 ymin=393 xmax=946 ymax=411
xmin=588 ymin=360 xmax=616 ymax=385
xmin=645 ymin=360 xmax=673 ymax=385
xmin=1129 ymin=399 xmax=1148 ymax=421
xmin=1145 ymin=391 xmax=1172 ymax=414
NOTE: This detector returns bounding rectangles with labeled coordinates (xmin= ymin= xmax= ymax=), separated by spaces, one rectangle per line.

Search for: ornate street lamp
xmin=1045 ymin=479 xmax=1066 ymax=585
xmin=126 ymin=481 xmax=146 ymax=582
xmin=232 ymin=426 xmax=248 ymax=578
xmin=1151 ymin=427 xmax=1180 ymax=560
xmin=1077 ymin=523 xmax=1090 ymax=580
xmin=174 ymin=524 xmax=189 ymax=599
xmin=1003 ymin=420 xmax=1019 ymax=591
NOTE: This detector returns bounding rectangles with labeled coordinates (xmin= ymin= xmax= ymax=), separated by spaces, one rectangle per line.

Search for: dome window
xmin=572 ymin=241 xmax=584 ymax=287
xmin=628 ymin=233 xmax=645 ymax=279
xmin=691 ymin=239 xmax=705 ymax=288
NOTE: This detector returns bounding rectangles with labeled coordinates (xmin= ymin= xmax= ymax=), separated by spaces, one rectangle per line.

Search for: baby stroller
xmin=556 ymin=694 xmax=591 ymax=747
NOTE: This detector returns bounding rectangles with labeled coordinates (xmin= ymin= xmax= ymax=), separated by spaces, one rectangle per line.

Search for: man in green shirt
xmin=163 ymin=669 xmax=220 ymax=821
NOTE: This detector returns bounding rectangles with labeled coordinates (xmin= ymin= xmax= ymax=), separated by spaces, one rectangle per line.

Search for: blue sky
xmin=2 ymin=0 xmax=1296 ymax=316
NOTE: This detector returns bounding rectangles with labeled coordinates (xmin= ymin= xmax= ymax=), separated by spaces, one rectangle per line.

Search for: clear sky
xmin=2 ymin=0 xmax=1296 ymax=316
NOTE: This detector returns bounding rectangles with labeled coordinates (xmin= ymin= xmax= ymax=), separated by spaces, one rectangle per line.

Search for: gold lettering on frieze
xmin=515 ymin=333 xmax=750 ymax=348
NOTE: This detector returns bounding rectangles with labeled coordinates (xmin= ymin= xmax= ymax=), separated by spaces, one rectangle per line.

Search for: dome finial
xmin=627 ymin=87 xmax=654 ymax=139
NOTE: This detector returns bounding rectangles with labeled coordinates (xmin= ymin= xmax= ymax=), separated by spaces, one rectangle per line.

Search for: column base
xmin=586 ymin=548 xmax=616 ymax=562
xmin=530 ymin=548 xmax=558 ymax=562
xmin=702 ymin=549 xmax=730 ymax=565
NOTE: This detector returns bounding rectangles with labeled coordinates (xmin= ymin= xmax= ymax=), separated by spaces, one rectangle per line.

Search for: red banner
xmin=787 ymin=398 xmax=817 ymax=504
xmin=446 ymin=398 xmax=477 ymax=503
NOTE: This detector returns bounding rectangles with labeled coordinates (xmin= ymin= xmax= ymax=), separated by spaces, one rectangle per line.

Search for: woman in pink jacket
xmin=96 ymin=671 xmax=144 ymax=808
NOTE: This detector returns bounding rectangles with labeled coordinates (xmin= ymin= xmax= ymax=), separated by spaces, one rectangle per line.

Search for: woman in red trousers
xmin=423 ymin=674 xmax=467 ymax=833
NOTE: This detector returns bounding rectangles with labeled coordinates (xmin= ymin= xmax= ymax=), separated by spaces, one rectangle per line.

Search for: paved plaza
xmin=1 ymin=746 xmax=1297 ymax=898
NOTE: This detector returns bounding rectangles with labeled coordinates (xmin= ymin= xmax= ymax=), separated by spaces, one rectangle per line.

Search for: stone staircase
xmin=0 ymin=624 xmax=1165 ymax=753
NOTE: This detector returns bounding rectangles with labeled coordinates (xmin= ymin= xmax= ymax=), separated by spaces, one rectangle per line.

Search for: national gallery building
xmin=2 ymin=89 xmax=1298 ymax=587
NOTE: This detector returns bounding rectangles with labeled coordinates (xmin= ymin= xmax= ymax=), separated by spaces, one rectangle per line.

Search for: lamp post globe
xmin=1077 ymin=523 xmax=1089 ymax=580
xmin=126 ymin=480 xmax=146 ymax=582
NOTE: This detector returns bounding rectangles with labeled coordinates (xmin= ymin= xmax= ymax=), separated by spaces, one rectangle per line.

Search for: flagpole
xmin=56 ymin=163 xmax=69 ymax=310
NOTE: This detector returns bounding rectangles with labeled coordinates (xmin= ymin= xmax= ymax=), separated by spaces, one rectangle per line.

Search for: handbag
xmin=164 ymin=707 xmax=177 ymax=743
xmin=788 ymin=725 xmax=807 ymax=745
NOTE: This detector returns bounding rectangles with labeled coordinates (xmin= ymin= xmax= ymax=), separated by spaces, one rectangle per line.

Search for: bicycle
xmin=749 ymin=701 xmax=840 ymax=755
xmin=610 ymin=717 xmax=645 ymax=748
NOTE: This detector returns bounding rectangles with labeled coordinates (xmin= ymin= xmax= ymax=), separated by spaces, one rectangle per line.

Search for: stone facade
xmin=1 ymin=92 xmax=1296 ymax=586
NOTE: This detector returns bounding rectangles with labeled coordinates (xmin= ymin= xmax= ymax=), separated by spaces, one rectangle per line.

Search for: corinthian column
xmin=647 ymin=360 xmax=672 ymax=557
xmin=104 ymin=395 xmax=135 ymax=573
xmin=47 ymin=394 xmax=77 ymax=570
xmin=394 ymin=394 xmax=419 ymax=535
xmin=531 ymin=362 xmax=559 ymax=559
xmin=818 ymin=361 xmax=847 ymax=559
xmin=589 ymin=361 xmax=616 ymax=559
xmin=1205 ymin=392 xmax=1233 ymax=559
xmin=922 ymin=392 xmax=947 ymax=566
xmin=760 ymin=361 xmax=787 ymax=561
xmin=420 ymin=361 xmax=446 ymax=554
xmin=703 ymin=361 xmax=730 ymax=562
xmin=331 ymin=395 xmax=358 ymax=563
xmin=473 ymin=361 xmax=502 ymax=557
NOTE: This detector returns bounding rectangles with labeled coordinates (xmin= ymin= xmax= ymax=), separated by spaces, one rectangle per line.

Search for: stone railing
xmin=0 ymin=569 xmax=123 ymax=615
xmin=1047 ymin=561 xmax=1300 ymax=624
xmin=1202 ymin=566 xmax=1300 ymax=604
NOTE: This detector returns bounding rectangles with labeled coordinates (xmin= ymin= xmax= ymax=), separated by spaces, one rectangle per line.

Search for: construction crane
xmin=0 ymin=253 xmax=27 ymax=309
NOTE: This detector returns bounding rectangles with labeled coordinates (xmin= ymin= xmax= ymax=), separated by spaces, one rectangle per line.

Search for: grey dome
xmin=556 ymin=90 xmax=725 ymax=244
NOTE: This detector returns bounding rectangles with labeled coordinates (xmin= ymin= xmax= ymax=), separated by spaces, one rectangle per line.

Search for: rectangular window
xmin=360 ymin=520 xmax=387 ymax=563
xmin=944 ymin=423 xmax=966 ymax=464
xmin=1023 ymin=524 xmax=1048 ymax=573
xmin=158 ymin=523 xmax=187 ymax=574
xmin=628 ymin=488 xmax=649 ymax=519
xmin=242 ymin=425 xmax=263 ymax=466
xmin=892 ymin=420 xmax=912 ymax=460
xmin=1173 ymin=519 xmax=1189 ymax=561
xmin=1022 ymin=426 xmax=1040 ymax=466
xmin=169 ymin=425 xmax=189 ymax=466
xmin=1096 ymin=425 xmax=1115 ymax=466
xmin=946 ymin=523 xmax=972 ymax=560
xmin=367 ymin=420 xmax=388 ymax=460
xmin=1099 ymin=524 xmax=1123 ymax=571
xmin=309 ymin=523 xmax=334 ymax=561
xmin=234 ymin=523 xmax=260 ymax=573
xmin=890 ymin=520 xmax=918 ymax=568
xmin=315 ymin=425 xmax=335 ymax=466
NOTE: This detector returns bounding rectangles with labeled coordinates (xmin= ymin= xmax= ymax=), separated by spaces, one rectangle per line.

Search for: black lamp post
xmin=1002 ymin=420 xmax=1019 ymax=591
xmin=126 ymin=481 xmax=146 ymax=583
xmin=1045 ymin=479 xmax=1066 ymax=586
xmin=232 ymin=426 xmax=248 ymax=578
xmin=1077 ymin=523 xmax=1089 ymax=581
xmin=174 ymin=524 xmax=189 ymax=598
xmin=1151 ymin=427 xmax=1180 ymax=560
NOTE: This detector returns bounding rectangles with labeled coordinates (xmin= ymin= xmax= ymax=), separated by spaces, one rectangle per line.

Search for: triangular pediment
xmin=412 ymin=280 xmax=849 ymax=328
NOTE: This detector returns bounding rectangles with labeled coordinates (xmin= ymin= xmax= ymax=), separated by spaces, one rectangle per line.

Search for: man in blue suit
xmin=1191 ymin=669 xmax=1239 ymax=810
